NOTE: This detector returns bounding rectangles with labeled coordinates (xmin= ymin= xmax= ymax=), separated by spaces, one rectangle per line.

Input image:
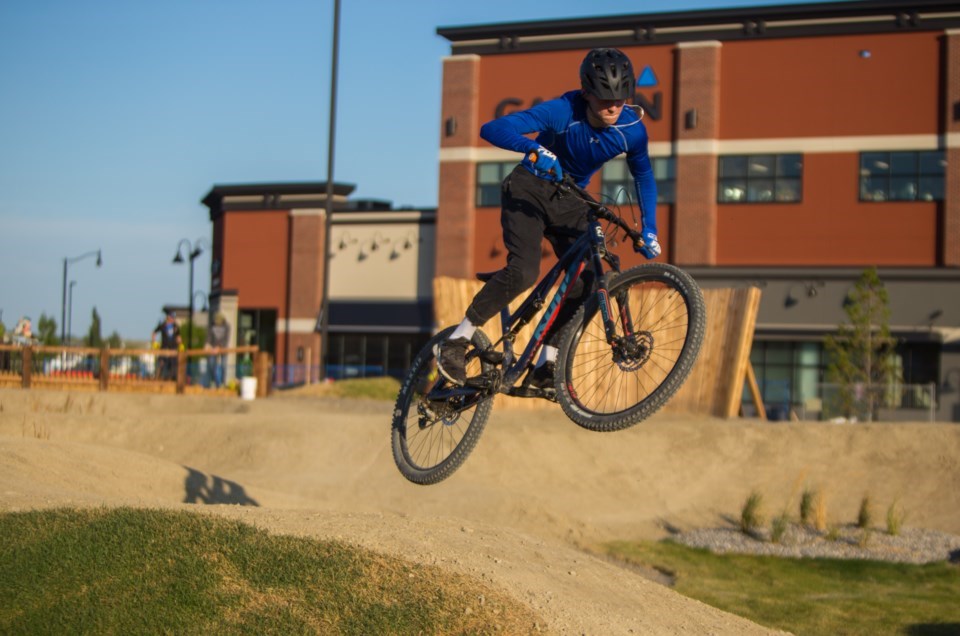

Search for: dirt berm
xmin=2 ymin=388 xmax=958 ymax=634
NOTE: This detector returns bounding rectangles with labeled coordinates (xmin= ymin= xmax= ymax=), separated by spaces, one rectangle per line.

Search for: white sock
xmin=537 ymin=345 xmax=558 ymax=367
xmin=450 ymin=318 xmax=477 ymax=341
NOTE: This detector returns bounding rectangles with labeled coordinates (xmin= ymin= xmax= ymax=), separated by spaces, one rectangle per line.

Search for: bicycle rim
xmin=391 ymin=327 xmax=493 ymax=485
xmin=558 ymin=264 xmax=705 ymax=431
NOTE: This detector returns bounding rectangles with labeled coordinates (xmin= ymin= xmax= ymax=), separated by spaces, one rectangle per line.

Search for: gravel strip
xmin=672 ymin=525 xmax=960 ymax=564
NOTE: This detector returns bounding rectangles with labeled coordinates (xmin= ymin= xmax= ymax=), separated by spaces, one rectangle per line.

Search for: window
xmin=327 ymin=332 xmax=429 ymax=380
xmin=476 ymin=162 xmax=514 ymax=207
xmin=718 ymin=154 xmax=802 ymax=203
xmin=600 ymin=157 xmax=676 ymax=205
xmin=859 ymin=151 xmax=945 ymax=202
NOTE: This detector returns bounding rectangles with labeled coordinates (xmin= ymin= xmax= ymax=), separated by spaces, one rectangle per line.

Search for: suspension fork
xmin=585 ymin=219 xmax=630 ymax=346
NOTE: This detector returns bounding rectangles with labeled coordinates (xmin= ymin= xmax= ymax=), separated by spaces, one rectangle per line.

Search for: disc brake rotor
xmin=614 ymin=331 xmax=654 ymax=371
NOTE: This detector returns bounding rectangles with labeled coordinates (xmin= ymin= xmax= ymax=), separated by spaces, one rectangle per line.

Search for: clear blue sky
xmin=0 ymin=0 xmax=839 ymax=340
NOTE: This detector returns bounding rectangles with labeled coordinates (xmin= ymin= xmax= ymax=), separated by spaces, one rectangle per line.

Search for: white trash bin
xmin=240 ymin=377 xmax=258 ymax=400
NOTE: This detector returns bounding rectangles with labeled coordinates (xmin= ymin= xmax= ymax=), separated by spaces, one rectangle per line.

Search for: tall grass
xmin=770 ymin=511 xmax=790 ymax=544
xmin=739 ymin=491 xmax=764 ymax=536
xmin=813 ymin=490 xmax=829 ymax=532
xmin=799 ymin=488 xmax=815 ymax=526
xmin=857 ymin=495 xmax=873 ymax=529
xmin=886 ymin=499 xmax=907 ymax=536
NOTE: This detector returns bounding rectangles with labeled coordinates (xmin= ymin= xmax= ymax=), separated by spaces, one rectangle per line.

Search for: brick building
xmin=201 ymin=183 xmax=435 ymax=384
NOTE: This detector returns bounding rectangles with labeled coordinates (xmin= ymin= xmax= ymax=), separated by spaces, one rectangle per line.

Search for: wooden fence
xmin=0 ymin=345 xmax=271 ymax=398
xmin=433 ymin=276 xmax=763 ymax=418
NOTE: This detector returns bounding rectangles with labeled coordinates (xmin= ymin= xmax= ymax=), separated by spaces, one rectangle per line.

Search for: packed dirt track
xmin=2 ymin=388 xmax=959 ymax=634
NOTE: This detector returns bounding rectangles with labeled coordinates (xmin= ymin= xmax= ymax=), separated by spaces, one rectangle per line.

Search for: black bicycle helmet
xmin=580 ymin=48 xmax=635 ymax=100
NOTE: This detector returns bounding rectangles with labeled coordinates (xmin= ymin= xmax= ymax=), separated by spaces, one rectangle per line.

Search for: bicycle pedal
xmin=475 ymin=349 xmax=504 ymax=364
xmin=464 ymin=375 xmax=491 ymax=389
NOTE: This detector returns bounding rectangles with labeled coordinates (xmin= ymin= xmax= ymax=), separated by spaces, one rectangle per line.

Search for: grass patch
xmin=603 ymin=539 xmax=960 ymax=636
xmin=281 ymin=377 xmax=401 ymax=401
xmin=0 ymin=508 xmax=541 ymax=635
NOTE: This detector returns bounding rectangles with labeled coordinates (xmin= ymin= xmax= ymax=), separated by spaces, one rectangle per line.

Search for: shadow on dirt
xmin=183 ymin=467 xmax=260 ymax=506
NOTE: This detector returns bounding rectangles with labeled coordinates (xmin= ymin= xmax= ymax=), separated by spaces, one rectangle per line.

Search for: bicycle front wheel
xmin=391 ymin=327 xmax=494 ymax=485
xmin=556 ymin=263 xmax=706 ymax=432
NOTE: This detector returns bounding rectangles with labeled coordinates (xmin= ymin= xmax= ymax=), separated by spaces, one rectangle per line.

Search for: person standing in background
xmin=152 ymin=312 xmax=181 ymax=381
xmin=205 ymin=312 xmax=231 ymax=388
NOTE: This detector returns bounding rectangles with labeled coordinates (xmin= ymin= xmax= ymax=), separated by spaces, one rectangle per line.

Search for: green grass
xmin=283 ymin=376 xmax=401 ymax=401
xmin=329 ymin=377 xmax=401 ymax=400
xmin=0 ymin=508 xmax=540 ymax=635
xmin=603 ymin=539 xmax=960 ymax=636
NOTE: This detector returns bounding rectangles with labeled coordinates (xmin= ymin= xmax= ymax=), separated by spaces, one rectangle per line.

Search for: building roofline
xmin=437 ymin=0 xmax=960 ymax=53
xmin=201 ymin=181 xmax=356 ymax=209
xmin=201 ymin=181 xmax=359 ymax=219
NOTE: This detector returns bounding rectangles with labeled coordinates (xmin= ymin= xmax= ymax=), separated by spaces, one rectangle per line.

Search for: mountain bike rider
xmin=435 ymin=47 xmax=661 ymax=389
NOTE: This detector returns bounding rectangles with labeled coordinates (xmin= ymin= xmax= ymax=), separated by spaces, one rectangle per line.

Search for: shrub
xmin=799 ymin=488 xmax=815 ymax=526
xmin=771 ymin=512 xmax=790 ymax=544
xmin=740 ymin=491 xmax=765 ymax=536
xmin=857 ymin=495 xmax=873 ymax=529
xmin=886 ymin=499 xmax=906 ymax=536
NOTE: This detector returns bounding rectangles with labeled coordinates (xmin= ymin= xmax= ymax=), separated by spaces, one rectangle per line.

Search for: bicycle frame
xmin=430 ymin=191 xmax=641 ymax=406
xmin=496 ymin=213 xmax=608 ymax=389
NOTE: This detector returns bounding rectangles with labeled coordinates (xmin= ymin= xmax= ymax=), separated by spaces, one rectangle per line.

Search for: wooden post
xmin=176 ymin=350 xmax=187 ymax=394
xmin=21 ymin=346 xmax=32 ymax=389
xmin=722 ymin=287 xmax=763 ymax=418
xmin=99 ymin=348 xmax=110 ymax=392
xmin=254 ymin=351 xmax=271 ymax=397
xmin=744 ymin=362 xmax=767 ymax=421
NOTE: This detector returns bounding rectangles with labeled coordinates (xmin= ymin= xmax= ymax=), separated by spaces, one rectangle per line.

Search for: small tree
xmin=823 ymin=267 xmax=899 ymax=421
xmin=85 ymin=307 xmax=104 ymax=349
xmin=185 ymin=322 xmax=207 ymax=350
xmin=107 ymin=331 xmax=123 ymax=349
xmin=36 ymin=313 xmax=59 ymax=346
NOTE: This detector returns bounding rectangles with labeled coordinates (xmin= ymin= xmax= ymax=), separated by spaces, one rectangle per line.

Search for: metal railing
xmin=802 ymin=382 xmax=938 ymax=422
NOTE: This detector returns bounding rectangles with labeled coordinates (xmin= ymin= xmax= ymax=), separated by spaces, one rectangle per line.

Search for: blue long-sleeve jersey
xmin=479 ymin=90 xmax=658 ymax=235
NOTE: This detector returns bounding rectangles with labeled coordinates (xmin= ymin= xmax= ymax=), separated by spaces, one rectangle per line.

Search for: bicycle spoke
xmin=563 ymin=271 xmax=696 ymax=418
xmin=392 ymin=327 xmax=495 ymax=484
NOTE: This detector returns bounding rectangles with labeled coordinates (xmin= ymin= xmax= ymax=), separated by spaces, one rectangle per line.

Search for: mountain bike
xmin=392 ymin=175 xmax=706 ymax=485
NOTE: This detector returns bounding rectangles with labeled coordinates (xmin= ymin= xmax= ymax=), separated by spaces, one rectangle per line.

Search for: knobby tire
xmin=555 ymin=263 xmax=706 ymax=431
xmin=391 ymin=327 xmax=494 ymax=484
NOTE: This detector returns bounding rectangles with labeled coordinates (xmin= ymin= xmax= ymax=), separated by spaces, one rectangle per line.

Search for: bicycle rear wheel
xmin=556 ymin=263 xmax=705 ymax=431
xmin=391 ymin=327 xmax=494 ymax=484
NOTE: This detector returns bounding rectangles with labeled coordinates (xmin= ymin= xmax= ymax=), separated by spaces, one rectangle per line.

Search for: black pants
xmin=466 ymin=165 xmax=592 ymax=346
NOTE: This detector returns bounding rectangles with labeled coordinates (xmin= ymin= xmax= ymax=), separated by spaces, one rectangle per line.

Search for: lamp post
xmin=173 ymin=238 xmax=210 ymax=349
xmin=193 ymin=291 xmax=209 ymax=313
xmin=61 ymin=250 xmax=101 ymax=345
xmin=193 ymin=290 xmax=209 ymax=337
xmin=319 ymin=0 xmax=342 ymax=380
xmin=67 ymin=281 xmax=77 ymax=346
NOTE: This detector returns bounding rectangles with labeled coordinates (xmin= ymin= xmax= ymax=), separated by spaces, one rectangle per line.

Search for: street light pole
xmin=173 ymin=238 xmax=210 ymax=349
xmin=61 ymin=250 xmax=101 ymax=344
xmin=319 ymin=0 xmax=341 ymax=381
xmin=67 ymin=281 xmax=77 ymax=346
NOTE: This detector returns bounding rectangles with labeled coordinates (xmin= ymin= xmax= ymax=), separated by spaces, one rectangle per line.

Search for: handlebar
xmin=526 ymin=150 xmax=646 ymax=252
